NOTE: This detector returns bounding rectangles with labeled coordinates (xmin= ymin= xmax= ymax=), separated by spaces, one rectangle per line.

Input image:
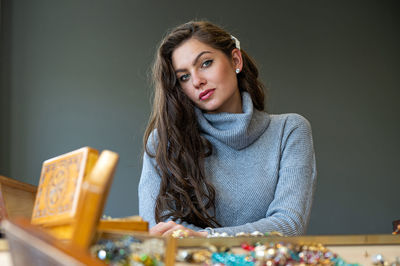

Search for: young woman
xmin=138 ymin=21 xmax=316 ymax=237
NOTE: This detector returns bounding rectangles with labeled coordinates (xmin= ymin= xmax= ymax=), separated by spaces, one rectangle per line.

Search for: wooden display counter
xmin=1 ymin=147 xmax=398 ymax=265
xmin=1 ymin=228 xmax=400 ymax=265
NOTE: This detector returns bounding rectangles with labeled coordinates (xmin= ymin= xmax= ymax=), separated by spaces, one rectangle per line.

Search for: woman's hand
xmin=149 ymin=221 xmax=208 ymax=237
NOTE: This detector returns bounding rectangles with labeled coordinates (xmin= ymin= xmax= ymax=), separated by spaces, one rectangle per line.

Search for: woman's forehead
xmin=172 ymin=38 xmax=216 ymax=69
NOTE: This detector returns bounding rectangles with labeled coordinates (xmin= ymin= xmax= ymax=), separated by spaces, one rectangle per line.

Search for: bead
xmin=241 ymin=243 xmax=254 ymax=251
xmin=172 ymin=229 xmax=189 ymax=238
xmin=278 ymin=246 xmax=288 ymax=256
xmin=192 ymin=250 xmax=211 ymax=263
xmin=97 ymin=249 xmax=107 ymax=260
xmin=176 ymin=250 xmax=189 ymax=262
xmin=372 ymin=254 xmax=385 ymax=265
xmin=250 ymin=231 xmax=264 ymax=237
xmin=255 ymin=245 xmax=266 ymax=259
xmin=265 ymin=248 xmax=276 ymax=259
xmin=220 ymin=232 xmax=229 ymax=237
xmin=236 ymin=232 xmax=247 ymax=237
xmin=266 ymin=260 xmax=274 ymax=266
xmin=207 ymin=245 xmax=218 ymax=253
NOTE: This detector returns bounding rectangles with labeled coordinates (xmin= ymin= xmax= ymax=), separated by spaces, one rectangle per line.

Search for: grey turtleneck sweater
xmin=138 ymin=92 xmax=316 ymax=236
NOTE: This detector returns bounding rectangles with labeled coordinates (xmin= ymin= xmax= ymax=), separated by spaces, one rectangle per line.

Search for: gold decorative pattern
xmin=31 ymin=147 xmax=99 ymax=225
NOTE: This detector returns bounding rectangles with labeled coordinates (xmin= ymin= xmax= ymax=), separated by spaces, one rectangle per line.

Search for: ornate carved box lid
xmin=31 ymin=147 xmax=99 ymax=226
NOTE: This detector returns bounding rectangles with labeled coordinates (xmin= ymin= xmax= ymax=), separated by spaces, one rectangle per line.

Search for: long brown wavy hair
xmin=144 ymin=21 xmax=266 ymax=228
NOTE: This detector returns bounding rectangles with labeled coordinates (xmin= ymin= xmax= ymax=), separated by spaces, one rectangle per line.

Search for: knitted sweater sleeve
xmin=213 ymin=114 xmax=317 ymax=236
xmin=138 ymin=150 xmax=160 ymax=228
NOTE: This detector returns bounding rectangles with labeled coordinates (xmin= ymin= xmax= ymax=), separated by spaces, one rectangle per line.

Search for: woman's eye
xmin=179 ymin=74 xmax=190 ymax=82
xmin=202 ymin=60 xmax=213 ymax=68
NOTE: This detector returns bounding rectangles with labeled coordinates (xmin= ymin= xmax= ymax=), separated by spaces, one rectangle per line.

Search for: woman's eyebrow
xmin=175 ymin=51 xmax=212 ymax=73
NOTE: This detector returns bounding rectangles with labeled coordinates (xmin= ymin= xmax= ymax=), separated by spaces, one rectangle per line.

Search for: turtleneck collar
xmin=195 ymin=92 xmax=270 ymax=150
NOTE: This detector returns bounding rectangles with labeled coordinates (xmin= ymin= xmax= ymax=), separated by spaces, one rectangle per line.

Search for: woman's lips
xmin=199 ymin=89 xmax=215 ymax=100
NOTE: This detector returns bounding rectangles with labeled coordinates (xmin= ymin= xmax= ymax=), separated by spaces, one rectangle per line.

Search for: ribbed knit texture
xmin=139 ymin=92 xmax=317 ymax=236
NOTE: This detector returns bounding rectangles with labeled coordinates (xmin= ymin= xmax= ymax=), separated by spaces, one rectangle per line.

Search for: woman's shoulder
xmin=144 ymin=129 xmax=159 ymax=155
xmin=269 ymin=113 xmax=311 ymax=128
xmin=269 ymin=113 xmax=310 ymax=125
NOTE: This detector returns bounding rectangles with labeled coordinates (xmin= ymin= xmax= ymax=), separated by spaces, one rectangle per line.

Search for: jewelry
xmin=212 ymin=242 xmax=355 ymax=265
xmin=207 ymin=231 xmax=230 ymax=238
xmin=177 ymin=245 xmax=230 ymax=263
xmin=101 ymin=214 xmax=112 ymax=220
xmin=231 ymin=35 xmax=241 ymax=50
xmin=177 ymin=240 xmax=359 ymax=265
xmin=90 ymin=236 xmax=164 ymax=264
xmin=204 ymin=227 xmax=215 ymax=236
xmin=372 ymin=254 xmax=400 ymax=265
xmin=177 ymin=249 xmax=212 ymax=263
xmin=208 ymin=230 xmax=284 ymax=238
xmin=235 ymin=68 xmax=240 ymax=74
xmin=172 ymin=229 xmax=189 ymax=238
xmin=212 ymin=252 xmax=254 ymax=265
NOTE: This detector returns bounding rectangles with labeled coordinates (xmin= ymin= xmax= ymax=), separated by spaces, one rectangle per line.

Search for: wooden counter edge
xmin=177 ymin=234 xmax=400 ymax=247
xmin=0 ymin=176 xmax=37 ymax=193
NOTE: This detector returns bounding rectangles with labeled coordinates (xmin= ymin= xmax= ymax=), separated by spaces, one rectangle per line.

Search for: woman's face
xmin=172 ymin=38 xmax=243 ymax=113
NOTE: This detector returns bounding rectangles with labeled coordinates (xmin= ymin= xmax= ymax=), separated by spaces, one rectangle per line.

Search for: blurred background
xmin=1 ymin=0 xmax=399 ymax=235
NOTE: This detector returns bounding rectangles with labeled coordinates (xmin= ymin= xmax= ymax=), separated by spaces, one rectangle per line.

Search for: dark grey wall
xmin=1 ymin=0 xmax=399 ymax=235
xmin=0 ymin=0 xmax=11 ymax=177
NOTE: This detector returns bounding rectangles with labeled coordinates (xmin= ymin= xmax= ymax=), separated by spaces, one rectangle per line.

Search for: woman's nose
xmin=192 ymin=72 xmax=206 ymax=88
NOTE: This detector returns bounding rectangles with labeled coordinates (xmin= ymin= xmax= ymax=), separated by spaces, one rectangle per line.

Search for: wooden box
xmin=1 ymin=147 xmax=148 ymax=237
xmin=31 ymin=147 xmax=99 ymax=228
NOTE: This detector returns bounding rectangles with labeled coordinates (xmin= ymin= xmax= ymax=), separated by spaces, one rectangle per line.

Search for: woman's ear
xmin=231 ymin=48 xmax=243 ymax=73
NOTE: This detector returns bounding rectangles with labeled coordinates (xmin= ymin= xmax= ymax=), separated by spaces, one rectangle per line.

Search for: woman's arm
xmin=138 ymin=150 xmax=161 ymax=228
